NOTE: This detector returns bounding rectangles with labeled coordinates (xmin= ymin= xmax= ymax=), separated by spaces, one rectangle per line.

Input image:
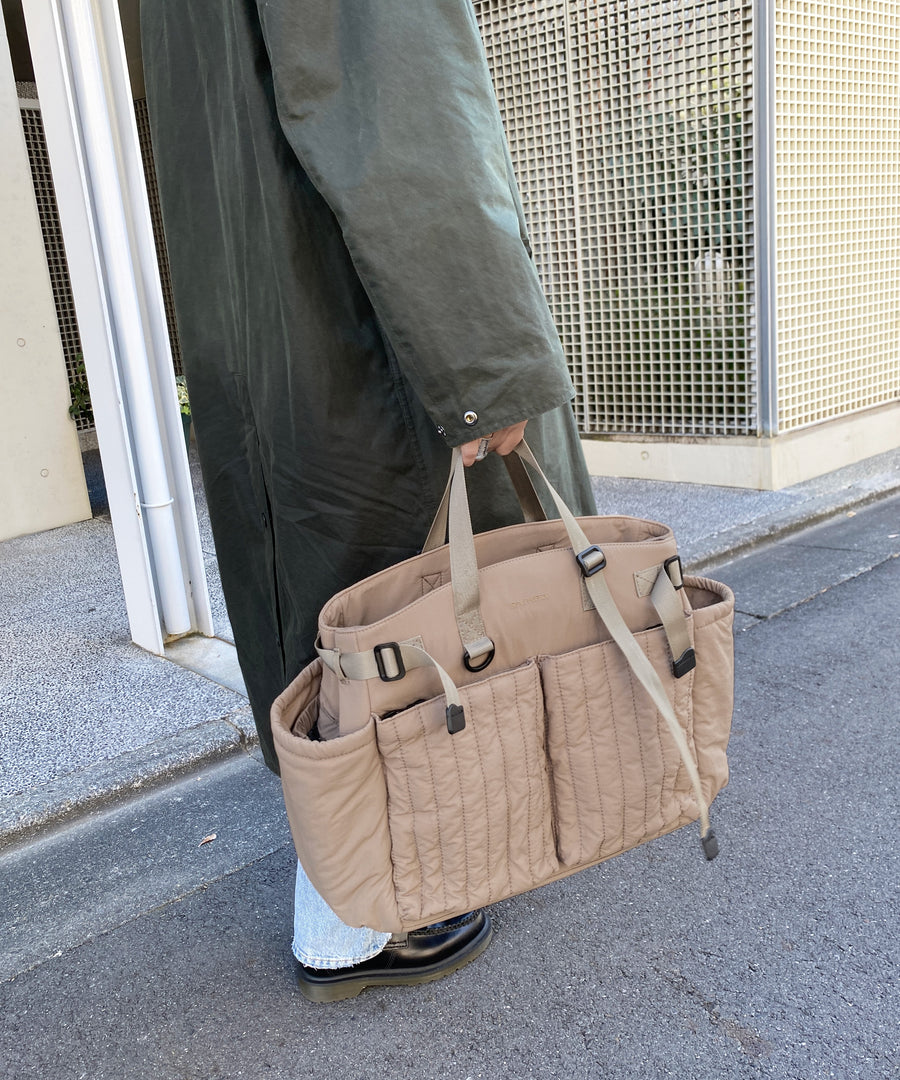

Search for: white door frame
xmin=21 ymin=0 xmax=213 ymax=653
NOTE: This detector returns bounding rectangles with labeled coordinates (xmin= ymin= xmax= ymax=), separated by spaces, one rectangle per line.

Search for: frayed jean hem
xmin=291 ymin=859 xmax=391 ymax=970
xmin=291 ymin=939 xmax=390 ymax=970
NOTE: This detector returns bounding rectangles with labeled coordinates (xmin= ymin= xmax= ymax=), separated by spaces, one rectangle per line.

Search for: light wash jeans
xmin=291 ymin=860 xmax=391 ymax=969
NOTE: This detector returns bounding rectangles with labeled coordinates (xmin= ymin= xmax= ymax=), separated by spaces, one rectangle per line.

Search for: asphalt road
xmin=1 ymin=497 xmax=897 ymax=1080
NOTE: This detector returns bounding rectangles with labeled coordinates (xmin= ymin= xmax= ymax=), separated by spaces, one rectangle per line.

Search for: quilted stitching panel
xmin=540 ymin=624 xmax=696 ymax=869
xmin=375 ymin=660 xmax=558 ymax=926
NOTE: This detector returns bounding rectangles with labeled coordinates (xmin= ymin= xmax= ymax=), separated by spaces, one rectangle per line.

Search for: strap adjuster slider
xmin=664 ymin=554 xmax=685 ymax=590
xmin=374 ymin=642 xmax=406 ymax=682
xmin=576 ymin=545 xmax=607 ymax=577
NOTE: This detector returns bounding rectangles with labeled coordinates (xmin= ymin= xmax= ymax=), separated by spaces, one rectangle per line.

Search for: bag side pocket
xmin=684 ymin=576 xmax=735 ymax=804
xmin=540 ymin=625 xmax=696 ymax=869
xmin=270 ymin=660 xmax=401 ymax=933
xmin=375 ymin=659 xmax=558 ymax=928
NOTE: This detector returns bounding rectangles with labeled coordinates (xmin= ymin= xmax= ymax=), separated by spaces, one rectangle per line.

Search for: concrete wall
xmin=0 ymin=16 xmax=90 ymax=540
xmin=581 ymin=401 xmax=900 ymax=489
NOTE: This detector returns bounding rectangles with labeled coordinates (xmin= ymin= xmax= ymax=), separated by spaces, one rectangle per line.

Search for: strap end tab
xmin=701 ymin=829 xmax=719 ymax=860
xmin=673 ymin=647 xmax=697 ymax=678
xmin=446 ymin=703 xmax=466 ymax=734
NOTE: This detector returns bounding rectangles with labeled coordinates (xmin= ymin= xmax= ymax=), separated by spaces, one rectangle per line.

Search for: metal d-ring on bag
xmin=271 ymin=441 xmax=735 ymax=933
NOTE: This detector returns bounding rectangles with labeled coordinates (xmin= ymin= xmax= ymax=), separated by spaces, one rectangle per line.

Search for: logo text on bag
xmin=510 ymin=593 xmax=550 ymax=608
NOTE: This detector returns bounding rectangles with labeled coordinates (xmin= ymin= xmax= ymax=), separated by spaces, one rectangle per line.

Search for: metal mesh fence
xmin=20 ymin=5 xmax=898 ymax=443
xmin=475 ymin=0 xmax=757 ymax=436
xmin=17 ymin=83 xmax=88 ymax=429
xmin=774 ymin=0 xmax=900 ymax=430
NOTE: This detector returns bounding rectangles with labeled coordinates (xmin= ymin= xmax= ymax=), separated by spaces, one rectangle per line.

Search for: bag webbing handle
xmin=421 ymin=450 xmax=546 ymax=554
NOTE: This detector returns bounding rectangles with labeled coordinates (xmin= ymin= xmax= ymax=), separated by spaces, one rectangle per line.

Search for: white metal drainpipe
xmin=60 ymin=0 xmax=190 ymax=637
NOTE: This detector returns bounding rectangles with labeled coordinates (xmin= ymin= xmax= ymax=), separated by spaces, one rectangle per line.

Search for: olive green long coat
xmin=141 ymin=0 xmax=596 ymax=772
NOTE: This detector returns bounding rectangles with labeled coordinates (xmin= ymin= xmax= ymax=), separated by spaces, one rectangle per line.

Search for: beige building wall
xmin=0 ymin=22 xmax=90 ymax=540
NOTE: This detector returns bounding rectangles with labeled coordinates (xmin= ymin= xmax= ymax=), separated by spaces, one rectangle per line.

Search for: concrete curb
xmin=683 ymin=476 xmax=900 ymax=572
xmin=0 ymin=709 xmax=258 ymax=852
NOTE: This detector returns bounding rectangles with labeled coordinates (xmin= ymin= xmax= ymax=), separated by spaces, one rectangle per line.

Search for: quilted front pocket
xmin=540 ymin=625 xmax=697 ymax=870
xmin=375 ymin=659 xmax=558 ymax=928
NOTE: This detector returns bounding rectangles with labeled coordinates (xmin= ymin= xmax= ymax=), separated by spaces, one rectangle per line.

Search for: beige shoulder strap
xmin=449 ymin=439 xmax=716 ymax=855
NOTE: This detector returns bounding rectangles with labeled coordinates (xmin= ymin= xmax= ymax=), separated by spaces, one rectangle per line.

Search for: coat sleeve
xmin=254 ymin=0 xmax=575 ymax=445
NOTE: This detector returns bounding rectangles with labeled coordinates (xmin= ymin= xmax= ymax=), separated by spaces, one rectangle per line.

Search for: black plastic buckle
xmin=576 ymin=545 xmax=607 ymax=577
xmin=463 ymin=644 xmax=495 ymax=673
xmin=373 ymin=642 xmax=406 ymax=682
xmin=446 ymin=703 xmax=466 ymax=734
xmin=701 ymin=829 xmax=719 ymax=861
xmin=664 ymin=554 xmax=685 ymax=590
xmin=673 ymin=647 xmax=697 ymax=679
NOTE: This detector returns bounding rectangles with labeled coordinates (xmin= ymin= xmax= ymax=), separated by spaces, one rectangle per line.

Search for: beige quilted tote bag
xmin=271 ymin=442 xmax=734 ymax=933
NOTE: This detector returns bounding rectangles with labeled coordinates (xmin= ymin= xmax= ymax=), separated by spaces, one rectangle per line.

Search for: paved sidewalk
xmin=1 ymin=493 xmax=897 ymax=1079
xmin=1 ymin=443 xmax=898 ymax=848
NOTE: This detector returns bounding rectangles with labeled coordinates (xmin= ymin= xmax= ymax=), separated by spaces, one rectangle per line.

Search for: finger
xmin=459 ymin=439 xmax=481 ymax=467
xmin=492 ymin=421 xmax=528 ymax=455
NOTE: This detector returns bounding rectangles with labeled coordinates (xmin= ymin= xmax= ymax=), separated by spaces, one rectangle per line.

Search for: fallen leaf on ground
xmin=199 ymin=833 xmax=217 ymax=847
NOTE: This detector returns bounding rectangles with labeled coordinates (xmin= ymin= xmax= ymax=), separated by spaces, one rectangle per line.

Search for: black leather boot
xmin=295 ymin=910 xmax=493 ymax=1003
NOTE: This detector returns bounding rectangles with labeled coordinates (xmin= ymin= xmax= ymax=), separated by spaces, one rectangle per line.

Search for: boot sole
xmin=297 ymin=917 xmax=493 ymax=1003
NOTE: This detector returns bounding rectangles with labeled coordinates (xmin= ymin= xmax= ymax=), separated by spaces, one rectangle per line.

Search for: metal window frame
xmin=754 ymin=0 xmax=779 ymax=437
